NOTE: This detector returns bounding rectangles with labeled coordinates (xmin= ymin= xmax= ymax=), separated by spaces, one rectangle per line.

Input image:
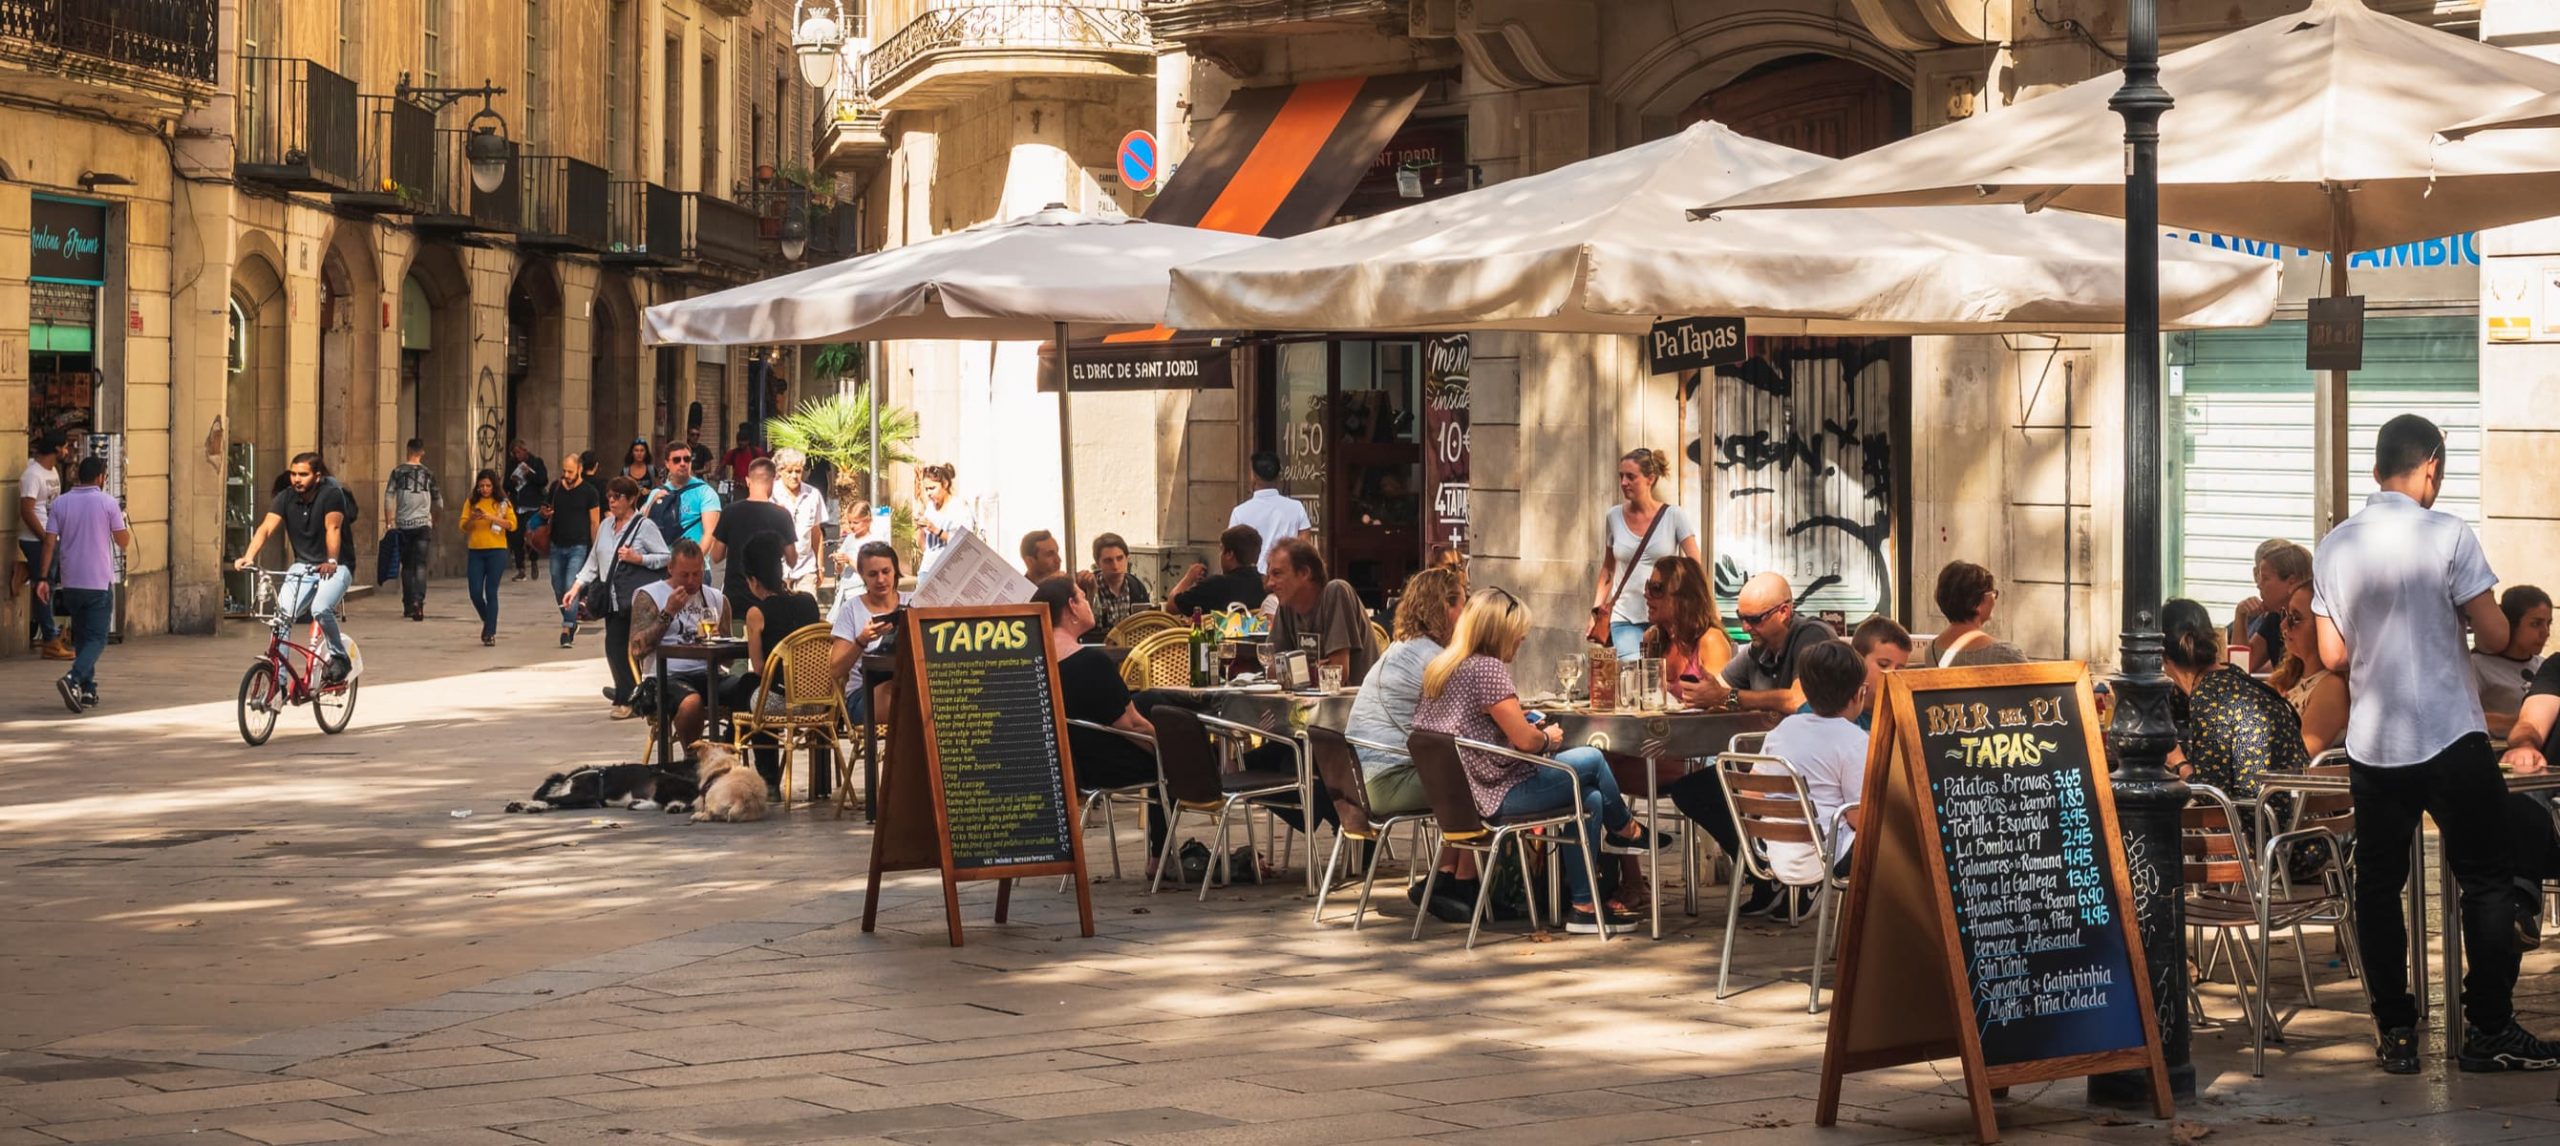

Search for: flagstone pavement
xmin=3 ymin=575 xmax=2558 ymax=1144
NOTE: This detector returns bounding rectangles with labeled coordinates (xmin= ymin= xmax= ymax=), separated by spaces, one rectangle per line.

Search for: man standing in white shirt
xmin=18 ymin=431 xmax=67 ymax=659
xmin=2314 ymin=413 xmax=2554 ymax=1075
xmin=1226 ymin=451 xmax=1311 ymax=572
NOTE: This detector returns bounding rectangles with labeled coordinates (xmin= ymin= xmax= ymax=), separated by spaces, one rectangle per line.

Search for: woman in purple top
xmin=1414 ymin=588 xmax=1662 ymax=935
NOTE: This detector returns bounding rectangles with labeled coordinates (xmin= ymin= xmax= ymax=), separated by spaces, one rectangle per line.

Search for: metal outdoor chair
xmin=1062 ymin=718 xmax=1168 ymax=889
xmin=1106 ymin=609 xmax=1184 ymax=648
xmin=1308 ymin=726 xmax=1435 ymax=928
xmin=1713 ymin=752 xmax=1856 ymax=1013
xmin=1148 ymin=705 xmax=1303 ymax=900
xmin=732 ymin=623 xmax=852 ymax=807
xmin=1404 ymin=730 xmax=1605 ymax=948
xmin=2277 ymin=752 xmax=2363 ymax=977
xmin=2182 ymin=782 xmax=2352 ymax=1076
xmin=1121 ymin=629 xmax=1196 ymax=690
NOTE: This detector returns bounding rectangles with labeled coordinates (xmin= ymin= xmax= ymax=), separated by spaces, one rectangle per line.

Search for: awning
xmin=1146 ymin=73 xmax=1430 ymax=238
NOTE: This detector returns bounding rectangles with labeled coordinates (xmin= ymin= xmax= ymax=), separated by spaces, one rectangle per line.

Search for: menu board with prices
xmin=862 ymin=604 xmax=1095 ymax=947
xmin=1816 ymin=662 xmax=2168 ymax=1144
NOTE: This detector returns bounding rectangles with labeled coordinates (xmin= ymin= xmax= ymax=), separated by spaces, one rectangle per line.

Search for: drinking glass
xmin=1620 ymin=662 xmax=1640 ymax=711
xmin=1319 ymin=663 xmax=1346 ymax=694
xmin=1558 ymin=656 xmax=1584 ymax=702
xmin=697 ymin=616 xmax=719 ymax=641
xmin=1640 ymin=658 xmax=1667 ymax=711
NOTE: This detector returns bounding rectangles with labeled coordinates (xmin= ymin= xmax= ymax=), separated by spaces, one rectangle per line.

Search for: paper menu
xmin=910 ymin=529 xmax=1035 ymax=609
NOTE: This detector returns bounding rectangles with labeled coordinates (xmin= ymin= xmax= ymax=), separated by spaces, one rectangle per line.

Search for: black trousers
xmin=396 ymin=526 xmax=431 ymax=611
xmin=1665 ymin=769 xmax=1740 ymax=855
xmin=602 ymin=608 xmax=637 ymax=703
xmin=2350 ymin=733 xmax=2523 ymax=1032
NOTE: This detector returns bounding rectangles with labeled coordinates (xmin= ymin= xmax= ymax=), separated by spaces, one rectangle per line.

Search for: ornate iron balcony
xmin=236 ymin=56 xmax=362 ymax=192
xmin=866 ymin=3 xmax=1149 ymax=99
xmin=0 ymin=0 xmax=216 ymax=83
xmin=606 ymin=180 xmax=681 ymax=267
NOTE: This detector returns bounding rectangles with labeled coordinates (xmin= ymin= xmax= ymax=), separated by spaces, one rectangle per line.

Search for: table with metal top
xmin=2257 ymin=766 xmax=2560 ymax=1056
xmin=1542 ymin=705 xmax=1786 ymax=940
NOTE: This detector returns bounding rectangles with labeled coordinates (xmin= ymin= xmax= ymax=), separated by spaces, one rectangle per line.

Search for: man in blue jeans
xmin=37 ymin=456 xmax=129 ymax=712
xmin=234 ymin=452 xmax=358 ymax=684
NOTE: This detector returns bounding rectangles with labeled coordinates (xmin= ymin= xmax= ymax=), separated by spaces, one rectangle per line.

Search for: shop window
xmin=1256 ymin=338 xmax=1427 ymax=608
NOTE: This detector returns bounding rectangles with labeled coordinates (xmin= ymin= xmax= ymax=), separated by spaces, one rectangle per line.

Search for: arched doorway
xmin=590 ymin=274 xmax=642 ymax=463
xmin=317 ymin=227 xmax=383 ymax=543
xmin=405 ymin=244 xmax=475 ymax=577
xmin=1684 ymin=55 xmax=1913 ymax=621
xmin=507 ymin=262 xmax=566 ymax=468
xmin=224 ymin=248 xmax=289 ymax=607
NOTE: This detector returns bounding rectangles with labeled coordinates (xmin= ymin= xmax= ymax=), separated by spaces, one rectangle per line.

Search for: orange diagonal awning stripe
xmin=1194 ymin=78 xmax=1365 ymax=236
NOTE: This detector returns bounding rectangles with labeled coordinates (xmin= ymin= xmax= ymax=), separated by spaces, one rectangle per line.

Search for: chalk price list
xmin=926 ymin=652 xmax=1070 ymax=869
xmin=1925 ymin=691 xmax=2123 ymax=1047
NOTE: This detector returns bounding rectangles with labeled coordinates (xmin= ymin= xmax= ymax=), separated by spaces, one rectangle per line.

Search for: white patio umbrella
xmin=1699 ymin=0 xmax=2560 ymax=528
xmin=2442 ymin=89 xmax=2560 ymax=139
xmin=644 ymin=206 xmax=1270 ymax=563
xmin=1165 ymin=121 xmax=2279 ymax=335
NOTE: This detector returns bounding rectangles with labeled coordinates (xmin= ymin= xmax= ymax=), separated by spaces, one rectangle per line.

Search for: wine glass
xmin=1558 ymin=656 xmax=1584 ymax=703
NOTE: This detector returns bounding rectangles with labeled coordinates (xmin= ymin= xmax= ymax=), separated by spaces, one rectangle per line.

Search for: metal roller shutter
xmin=2168 ymin=315 xmax=2479 ymax=622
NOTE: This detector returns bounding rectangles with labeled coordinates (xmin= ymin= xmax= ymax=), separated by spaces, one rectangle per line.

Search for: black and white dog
xmin=506 ymin=763 xmax=701 ymax=814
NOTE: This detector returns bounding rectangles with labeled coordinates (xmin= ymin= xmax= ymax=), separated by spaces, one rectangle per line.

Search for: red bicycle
xmin=236 ymin=568 xmax=360 ymax=746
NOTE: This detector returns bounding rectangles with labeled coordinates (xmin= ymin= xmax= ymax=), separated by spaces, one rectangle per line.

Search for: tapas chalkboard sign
xmin=1817 ymin=662 xmax=2168 ymax=1143
xmin=861 ymin=604 xmax=1095 ymax=946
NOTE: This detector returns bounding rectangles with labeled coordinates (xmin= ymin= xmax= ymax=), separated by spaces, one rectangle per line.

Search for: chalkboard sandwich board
xmin=1817 ymin=661 xmax=2170 ymax=1143
xmin=861 ymin=604 xmax=1096 ymax=947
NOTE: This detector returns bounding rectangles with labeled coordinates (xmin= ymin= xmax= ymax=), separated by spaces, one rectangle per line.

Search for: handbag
xmin=1594 ymin=506 xmax=1670 ymax=634
xmin=523 ymin=508 xmax=551 ymax=557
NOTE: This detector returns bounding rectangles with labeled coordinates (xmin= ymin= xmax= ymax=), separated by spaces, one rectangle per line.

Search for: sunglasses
xmin=1736 ymin=601 xmax=1788 ymax=627
xmin=666 ymin=453 xmax=693 ymax=464
xmin=1642 ymin=582 xmax=1667 ymax=597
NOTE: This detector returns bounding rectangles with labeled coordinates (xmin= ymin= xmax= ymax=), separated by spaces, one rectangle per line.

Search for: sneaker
xmin=1766 ymin=886 xmax=1818 ymax=925
xmin=1427 ymin=890 xmax=1481 ymax=924
xmin=1603 ymin=824 xmax=1677 ymax=853
xmin=603 ymin=686 xmax=623 ymax=702
xmin=1736 ymin=879 xmax=1783 ymax=917
xmin=2375 ymin=1026 xmax=2420 ymax=1075
xmin=55 ymin=675 xmax=83 ymax=714
xmin=322 ymin=654 xmax=351 ymax=685
xmin=81 ymin=687 xmax=98 ymax=709
xmin=1563 ymin=904 xmax=1640 ymax=934
xmin=40 ymin=636 xmax=73 ymax=661
xmin=609 ymin=705 xmax=637 ymax=721
xmin=2458 ymin=1021 xmax=2560 ymax=1073
xmin=560 ymin=627 xmax=576 ymax=649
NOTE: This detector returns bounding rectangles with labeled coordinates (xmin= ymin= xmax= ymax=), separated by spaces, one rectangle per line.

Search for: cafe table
xmin=1540 ymin=704 xmax=1785 ymax=940
xmin=654 ymin=639 xmax=757 ymax=781
xmin=1145 ymin=683 xmax=1360 ymax=893
xmin=2256 ymin=765 xmax=2560 ymax=1056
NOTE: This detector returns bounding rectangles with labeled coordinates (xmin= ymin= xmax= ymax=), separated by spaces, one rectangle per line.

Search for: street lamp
xmin=793 ymin=3 xmax=845 ymax=89
xmin=396 ymin=74 xmax=514 ymax=194
xmin=779 ymin=211 xmax=809 ymax=262
xmin=2092 ymin=0 xmax=2197 ymax=1105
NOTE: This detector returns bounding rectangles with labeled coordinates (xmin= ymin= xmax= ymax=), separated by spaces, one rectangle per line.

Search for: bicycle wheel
xmin=314 ymin=675 xmax=358 ymax=734
xmin=237 ymin=663 xmax=281 ymax=746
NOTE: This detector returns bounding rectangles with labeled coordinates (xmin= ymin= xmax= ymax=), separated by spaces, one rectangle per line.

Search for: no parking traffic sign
xmin=1118 ymin=130 xmax=1159 ymax=193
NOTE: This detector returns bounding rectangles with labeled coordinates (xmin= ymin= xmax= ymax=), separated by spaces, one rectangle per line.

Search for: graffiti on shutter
xmin=1701 ymin=339 xmax=1894 ymax=617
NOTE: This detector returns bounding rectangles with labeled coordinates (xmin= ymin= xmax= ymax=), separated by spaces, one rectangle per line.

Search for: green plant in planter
xmin=767 ymin=391 xmax=921 ymax=506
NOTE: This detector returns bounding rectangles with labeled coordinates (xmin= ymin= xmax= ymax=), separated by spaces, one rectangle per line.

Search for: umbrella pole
xmin=2314 ymin=237 xmax=2352 ymax=539
xmin=1056 ymin=321 xmax=1079 ymax=571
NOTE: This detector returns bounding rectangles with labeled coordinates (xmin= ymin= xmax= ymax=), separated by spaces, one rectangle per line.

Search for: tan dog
xmin=688 ymin=741 xmax=770 ymax=823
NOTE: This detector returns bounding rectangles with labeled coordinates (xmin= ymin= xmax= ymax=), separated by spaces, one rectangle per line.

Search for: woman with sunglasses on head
xmin=1417 ymin=588 xmax=1670 ymax=935
xmin=2267 ymin=582 xmax=2350 ymax=760
xmin=1589 ymin=447 xmax=1701 ymax=659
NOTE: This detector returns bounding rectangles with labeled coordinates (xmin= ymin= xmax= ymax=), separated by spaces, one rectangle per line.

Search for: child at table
xmin=1689 ymin=640 xmax=1872 ymax=925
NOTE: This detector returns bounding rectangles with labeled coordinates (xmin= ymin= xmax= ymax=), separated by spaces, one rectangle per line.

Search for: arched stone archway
xmin=405 ymin=243 xmax=475 ymax=577
xmin=507 ymin=260 xmax=567 ymax=468
xmin=317 ymin=225 xmax=384 ymax=543
xmin=225 ymin=246 xmax=289 ymax=598
xmin=1609 ymin=10 xmax=1914 ymax=142
xmin=590 ymin=273 xmax=643 ymax=462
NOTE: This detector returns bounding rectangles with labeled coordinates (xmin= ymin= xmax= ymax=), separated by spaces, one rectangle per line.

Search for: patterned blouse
xmin=2175 ymin=666 xmax=2309 ymax=801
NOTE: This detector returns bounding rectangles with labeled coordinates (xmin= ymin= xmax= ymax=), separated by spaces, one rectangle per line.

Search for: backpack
xmin=646 ymin=479 xmax=691 ymax=542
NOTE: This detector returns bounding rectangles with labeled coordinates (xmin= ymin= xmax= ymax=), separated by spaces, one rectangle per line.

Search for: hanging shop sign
xmin=2306 ymin=295 xmax=2365 ymax=372
xmin=1423 ymin=334 xmax=1471 ymax=556
xmin=31 ymin=196 xmax=108 ymax=287
xmin=1648 ymin=316 xmax=1746 ymax=375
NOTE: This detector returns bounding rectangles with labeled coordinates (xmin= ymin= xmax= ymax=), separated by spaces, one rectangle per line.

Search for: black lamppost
xmin=2092 ymin=0 xmax=2196 ymax=1105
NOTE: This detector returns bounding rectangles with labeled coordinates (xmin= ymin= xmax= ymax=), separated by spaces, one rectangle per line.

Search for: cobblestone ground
xmin=5 ymin=576 xmax=2559 ymax=1145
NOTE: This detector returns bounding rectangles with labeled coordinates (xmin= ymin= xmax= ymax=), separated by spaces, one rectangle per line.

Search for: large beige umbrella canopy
xmin=2443 ymin=89 xmax=2560 ymax=139
xmin=644 ymin=207 xmax=1271 ymax=562
xmin=1166 ymin=122 xmax=2279 ymax=336
xmin=1702 ymin=0 xmax=2560 ymax=531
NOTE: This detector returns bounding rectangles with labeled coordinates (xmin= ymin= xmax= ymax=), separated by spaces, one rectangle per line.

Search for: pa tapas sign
xmin=1118 ymin=131 xmax=1160 ymax=194
xmin=1647 ymin=316 xmax=1746 ymax=375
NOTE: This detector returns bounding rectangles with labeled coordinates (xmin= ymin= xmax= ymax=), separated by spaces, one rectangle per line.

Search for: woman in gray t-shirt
xmin=1588 ymin=447 xmax=1699 ymax=659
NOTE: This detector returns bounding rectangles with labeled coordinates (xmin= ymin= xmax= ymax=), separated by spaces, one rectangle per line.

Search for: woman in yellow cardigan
xmin=461 ymin=469 xmax=516 ymax=646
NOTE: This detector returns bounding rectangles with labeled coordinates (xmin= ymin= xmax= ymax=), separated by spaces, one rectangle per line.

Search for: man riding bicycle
xmin=235 ymin=451 xmax=358 ymax=684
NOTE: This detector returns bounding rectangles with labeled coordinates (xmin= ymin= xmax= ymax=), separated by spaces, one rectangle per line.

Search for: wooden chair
xmin=731 ymin=623 xmax=851 ymax=807
xmin=2182 ymin=782 xmax=2351 ymax=1076
xmin=1368 ymin=620 xmax=1390 ymax=656
xmin=1405 ymin=730 xmax=1605 ymax=948
xmin=1713 ymin=752 xmax=1855 ymax=1013
xmin=1309 ymin=726 xmax=1433 ymax=929
xmin=1106 ymin=610 xmax=1183 ymax=648
xmin=1120 ymin=629 xmax=1195 ymax=690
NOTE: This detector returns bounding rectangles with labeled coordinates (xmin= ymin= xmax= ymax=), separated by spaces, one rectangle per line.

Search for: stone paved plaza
xmin=6 ymin=577 xmax=2560 ymax=1145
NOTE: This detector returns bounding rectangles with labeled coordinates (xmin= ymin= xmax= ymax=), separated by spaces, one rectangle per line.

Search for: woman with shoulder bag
xmin=1589 ymin=447 xmax=1701 ymax=658
xmin=565 ymin=476 xmax=670 ymax=718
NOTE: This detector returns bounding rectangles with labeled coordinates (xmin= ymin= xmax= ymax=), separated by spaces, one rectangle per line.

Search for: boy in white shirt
xmin=1756 ymin=639 xmax=1873 ymax=918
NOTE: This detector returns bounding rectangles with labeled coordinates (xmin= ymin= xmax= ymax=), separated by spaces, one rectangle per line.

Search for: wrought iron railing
xmin=518 ymin=155 xmax=611 ymax=249
xmin=0 ymin=0 xmax=216 ymax=82
xmin=343 ymin=95 xmax=435 ymax=210
xmin=419 ymin=126 xmax=519 ymax=231
xmin=866 ymin=3 xmax=1149 ymax=93
xmin=683 ymin=191 xmax=764 ymax=270
xmin=607 ymin=180 xmax=682 ymax=262
xmin=807 ymin=199 xmax=860 ymax=260
xmin=237 ymin=56 xmax=361 ymax=190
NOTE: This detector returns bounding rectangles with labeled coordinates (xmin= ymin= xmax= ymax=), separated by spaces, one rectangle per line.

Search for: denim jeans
xmin=466 ymin=549 xmax=507 ymax=638
xmin=1608 ymin=621 xmax=1646 ymax=659
xmin=55 ymin=586 xmax=110 ymax=689
xmin=278 ymin=562 xmax=353 ymax=660
xmin=548 ymin=544 xmax=589 ymax=626
xmin=1494 ymin=745 xmax=1633 ymax=908
xmin=396 ymin=526 xmax=431 ymax=611
xmin=20 ymin=539 xmax=57 ymax=640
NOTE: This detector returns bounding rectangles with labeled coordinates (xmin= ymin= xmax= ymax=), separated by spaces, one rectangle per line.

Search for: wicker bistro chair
xmin=1121 ymin=629 xmax=1197 ymax=690
xmin=1404 ymin=730 xmax=1607 ymax=948
xmin=2183 ymin=782 xmax=2353 ymax=1077
xmin=1062 ymin=718 xmax=1169 ymax=888
xmin=1713 ymin=753 xmax=1858 ymax=1013
xmin=731 ymin=623 xmax=853 ymax=807
xmin=1147 ymin=706 xmax=1305 ymax=900
xmin=1106 ymin=610 xmax=1185 ymax=649
xmin=1309 ymin=727 xmax=1435 ymax=928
